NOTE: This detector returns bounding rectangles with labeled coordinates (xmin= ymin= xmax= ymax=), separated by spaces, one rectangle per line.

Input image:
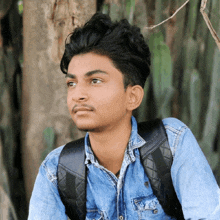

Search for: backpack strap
xmin=57 ymin=137 xmax=86 ymax=220
xmin=138 ymin=119 xmax=184 ymax=219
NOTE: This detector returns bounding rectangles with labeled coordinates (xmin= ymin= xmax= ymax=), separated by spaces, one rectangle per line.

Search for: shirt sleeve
xmin=167 ymin=121 xmax=220 ymax=219
xmin=28 ymin=149 xmax=67 ymax=220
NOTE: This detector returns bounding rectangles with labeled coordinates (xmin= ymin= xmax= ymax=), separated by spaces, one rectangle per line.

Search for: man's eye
xmin=67 ymin=82 xmax=77 ymax=87
xmin=91 ymin=78 xmax=102 ymax=84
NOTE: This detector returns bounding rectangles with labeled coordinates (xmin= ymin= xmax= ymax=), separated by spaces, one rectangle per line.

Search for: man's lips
xmin=72 ymin=104 xmax=95 ymax=113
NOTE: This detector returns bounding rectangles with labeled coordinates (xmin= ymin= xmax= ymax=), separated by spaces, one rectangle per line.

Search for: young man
xmin=28 ymin=13 xmax=220 ymax=219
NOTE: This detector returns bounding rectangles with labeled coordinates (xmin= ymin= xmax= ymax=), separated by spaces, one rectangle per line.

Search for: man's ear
xmin=126 ymin=85 xmax=144 ymax=111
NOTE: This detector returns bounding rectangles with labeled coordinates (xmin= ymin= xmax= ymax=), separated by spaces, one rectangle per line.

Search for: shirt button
xmin=153 ymin=209 xmax=158 ymax=214
xmin=119 ymin=216 xmax=124 ymax=220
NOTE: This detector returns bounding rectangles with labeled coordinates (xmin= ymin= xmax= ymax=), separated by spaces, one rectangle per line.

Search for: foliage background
xmin=0 ymin=0 xmax=220 ymax=219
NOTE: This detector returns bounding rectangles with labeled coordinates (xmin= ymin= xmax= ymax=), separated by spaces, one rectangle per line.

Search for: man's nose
xmin=71 ymin=84 xmax=88 ymax=102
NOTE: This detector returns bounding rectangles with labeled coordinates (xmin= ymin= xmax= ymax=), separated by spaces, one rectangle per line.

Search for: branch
xmin=145 ymin=0 xmax=190 ymax=30
xmin=200 ymin=0 xmax=220 ymax=51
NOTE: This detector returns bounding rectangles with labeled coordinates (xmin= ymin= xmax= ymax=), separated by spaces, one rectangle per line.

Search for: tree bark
xmin=22 ymin=0 xmax=96 ymax=202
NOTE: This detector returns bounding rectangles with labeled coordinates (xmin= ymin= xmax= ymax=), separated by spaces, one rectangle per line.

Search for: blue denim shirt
xmin=28 ymin=117 xmax=220 ymax=220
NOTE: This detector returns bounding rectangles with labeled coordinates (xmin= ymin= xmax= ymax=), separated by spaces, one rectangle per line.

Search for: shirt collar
xmin=84 ymin=116 xmax=146 ymax=165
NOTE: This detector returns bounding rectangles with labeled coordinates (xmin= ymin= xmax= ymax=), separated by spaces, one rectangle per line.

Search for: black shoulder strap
xmin=57 ymin=137 xmax=86 ymax=220
xmin=138 ymin=119 xmax=184 ymax=220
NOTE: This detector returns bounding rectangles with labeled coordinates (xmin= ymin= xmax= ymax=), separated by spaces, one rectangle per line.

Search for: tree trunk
xmin=0 ymin=0 xmax=24 ymax=219
xmin=22 ymin=0 xmax=96 ymax=202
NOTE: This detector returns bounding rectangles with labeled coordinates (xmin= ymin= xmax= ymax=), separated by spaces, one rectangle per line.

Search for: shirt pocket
xmin=86 ymin=209 xmax=106 ymax=220
xmin=132 ymin=195 xmax=165 ymax=219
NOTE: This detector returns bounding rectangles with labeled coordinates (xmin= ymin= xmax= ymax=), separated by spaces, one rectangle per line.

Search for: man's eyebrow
xmin=65 ymin=73 xmax=76 ymax=79
xmin=85 ymin=69 xmax=108 ymax=77
xmin=65 ymin=69 xmax=108 ymax=79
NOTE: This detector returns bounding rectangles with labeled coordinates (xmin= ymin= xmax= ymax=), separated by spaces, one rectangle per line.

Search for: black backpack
xmin=57 ymin=119 xmax=184 ymax=220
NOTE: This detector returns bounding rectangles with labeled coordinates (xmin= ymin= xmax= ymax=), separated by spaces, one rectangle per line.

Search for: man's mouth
xmin=72 ymin=104 xmax=95 ymax=113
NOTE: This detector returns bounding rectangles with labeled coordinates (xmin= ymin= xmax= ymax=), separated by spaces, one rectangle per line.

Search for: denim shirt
xmin=28 ymin=117 xmax=220 ymax=220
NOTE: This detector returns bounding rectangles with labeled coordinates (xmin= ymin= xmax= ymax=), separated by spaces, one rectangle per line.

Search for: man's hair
xmin=60 ymin=13 xmax=151 ymax=88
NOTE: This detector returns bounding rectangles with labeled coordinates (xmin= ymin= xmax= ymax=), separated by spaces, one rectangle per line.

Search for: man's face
xmin=66 ymin=52 xmax=132 ymax=132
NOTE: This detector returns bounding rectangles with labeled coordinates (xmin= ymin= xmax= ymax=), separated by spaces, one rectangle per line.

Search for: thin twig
xmin=200 ymin=0 xmax=220 ymax=51
xmin=145 ymin=0 xmax=190 ymax=30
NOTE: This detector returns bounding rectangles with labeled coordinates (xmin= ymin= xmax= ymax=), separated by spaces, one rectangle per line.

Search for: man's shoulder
xmin=162 ymin=117 xmax=188 ymax=132
xmin=43 ymin=145 xmax=65 ymax=165
xmin=41 ymin=145 xmax=65 ymax=182
xmin=161 ymin=117 xmax=188 ymax=156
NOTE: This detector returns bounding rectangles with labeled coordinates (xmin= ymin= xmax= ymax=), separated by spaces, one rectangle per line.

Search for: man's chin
xmin=75 ymin=123 xmax=96 ymax=132
xmin=78 ymin=127 xmax=94 ymax=132
xmin=73 ymin=118 xmax=103 ymax=133
xmin=76 ymin=124 xmax=103 ymax=133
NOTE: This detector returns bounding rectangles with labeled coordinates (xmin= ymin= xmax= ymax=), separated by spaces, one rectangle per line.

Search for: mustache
xmin=72 ymin=104 xmax=95 ymax=113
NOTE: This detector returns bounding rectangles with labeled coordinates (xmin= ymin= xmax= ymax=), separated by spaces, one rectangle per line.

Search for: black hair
xmin=60 ymin=12 xmax=151 ymax=88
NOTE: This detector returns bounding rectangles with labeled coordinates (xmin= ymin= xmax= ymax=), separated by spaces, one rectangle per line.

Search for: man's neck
xmin=88 ymin=116 xmax=132 ymax=175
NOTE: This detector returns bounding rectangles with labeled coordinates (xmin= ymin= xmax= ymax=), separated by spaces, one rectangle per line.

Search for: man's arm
xmin=28 ymin=147 xmax=67 ymax=220
xmin=164 ymin=118 xmax=220 ymax=219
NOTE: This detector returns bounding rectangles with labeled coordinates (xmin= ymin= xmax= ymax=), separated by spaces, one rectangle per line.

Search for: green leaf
xmin=149 ymin=32 xmax=164 ymax=52
xmin=199 ymin=141 xmax=219 ymax=170
xmin=101 ymin=4 xmax=109 ymax=15
xmin=189 ymin=69 xmax=201 ymax=139
xmin=42 ymin=127 xmax=56 ymax=161
xmin=200 ymin=49 xmax=220 ymax=170
xmin=184 ymin=37 xmax=198 ymax=72
xmin=109 ymin=3 xmax=123 ymax=22
xmin=159 ymin=86 xmax=175 ymax=118
xmin=202 ymin=49 xmax=220 ymax=143
xmin=149 ymin=32 xmax=173 ymax=115
xmin=181 ymin=38 xmax=199 ymax=125
xmin=126 ymin=0 xmax=135 ymax=24
xmin=187 ymin=0 xmax=200 ymax=37
xmin=18 ymin=0 xmax=23 ymax=14
xmin=137 ymin=79 xmax=150 ymax=122
xmin=155 ymin=0 xmax=162 ymax=25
